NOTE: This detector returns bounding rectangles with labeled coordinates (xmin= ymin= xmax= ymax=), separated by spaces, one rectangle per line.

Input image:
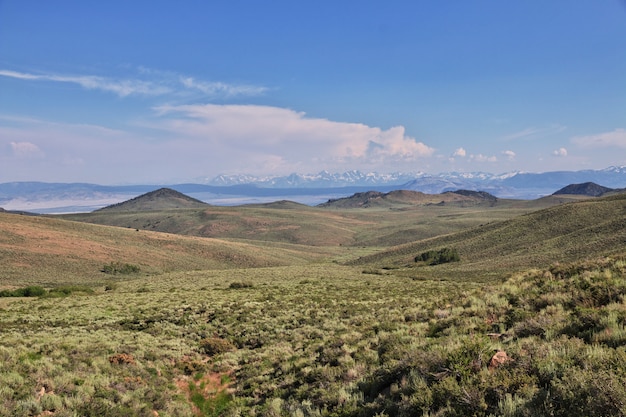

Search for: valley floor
xmin=2 ymin=258 xmax=626 ymax=416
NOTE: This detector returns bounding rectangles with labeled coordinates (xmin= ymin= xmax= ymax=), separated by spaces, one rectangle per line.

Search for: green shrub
xmin=415 ymin=248 xmax=460 ymax=265
xmin=46 ymin=285 xmax=94 ymax=297
xmin=228 ymin=281 xmax=254 ymax=289
xmin=199 ymin=337 xmax=235 ymax=356
xmin=101 ymin=262 xmax=140 ymax=275
xmin=0 ymin=286 xmax=46 ymax=297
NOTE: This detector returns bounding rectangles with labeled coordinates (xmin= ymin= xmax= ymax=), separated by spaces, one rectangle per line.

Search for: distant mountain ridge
xmin=2 ymin=166 xmax=626 ymax=213
xmin=203 ymin=166 xmax=626 ymax=194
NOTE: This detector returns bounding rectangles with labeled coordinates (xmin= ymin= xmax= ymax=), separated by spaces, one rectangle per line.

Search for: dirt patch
xmin=175 ymin=370 xmax=234 ymax=416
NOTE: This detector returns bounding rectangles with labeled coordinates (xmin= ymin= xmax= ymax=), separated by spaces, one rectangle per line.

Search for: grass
xmin=0 ymin=212 xmax=334 ymax=286
xmin=2 ymin=192 xmax=626 ymax=415
xmin=3 ymin=256 xmax=626 ymax=416
xmin=350 ymin=193 xmax=626 ymax=282
xmin=0 ymin=263 xmax=475 ymax=416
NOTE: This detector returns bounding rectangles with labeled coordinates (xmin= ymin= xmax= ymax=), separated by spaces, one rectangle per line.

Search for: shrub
xmin=199 ymin=337 xmax=235 ymax=356
xmin=108 ymin=353 xmax=136 ymax=365
xmin=101 ymin=262 xmax=140 ymax=275
xmin=228 ymin=281 xmax=254 ymax=289
xmin=415 ymin=248 xmax=460 ymax=265
xmin=46 ymin=285 xmax=94 ymax=297
xmin=0 ymin=286 xmax=46 ymax=297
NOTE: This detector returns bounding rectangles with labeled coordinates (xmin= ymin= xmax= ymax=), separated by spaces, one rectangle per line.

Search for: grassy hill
xmin=350 ymin=192 xmax=626 ymax=281
xmin=0 ymin=212 xmax=332 ymax=287
xmin=96 ymin=187 xmax=210 ymax=211
xmin=318 ymin=189 xmax=499 ymax=209
xmin=61 ymin=191 xmax=569 ymax=249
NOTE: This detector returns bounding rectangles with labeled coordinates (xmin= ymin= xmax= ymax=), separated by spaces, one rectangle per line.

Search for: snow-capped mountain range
xmin=202 ymin=166 xmax=626 ymax=197
xmin=2 ymin=166 xmax=626 ymax=213
xmin=203 ymin=170 xmax=426 ymax=188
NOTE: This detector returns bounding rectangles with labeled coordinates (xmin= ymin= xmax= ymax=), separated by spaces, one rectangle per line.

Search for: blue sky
xmin=0 ymin=1 xmax=625 ymax=184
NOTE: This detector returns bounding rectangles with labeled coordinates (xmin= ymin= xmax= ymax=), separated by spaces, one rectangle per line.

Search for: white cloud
xmin=10 ymin=141 xmax=44 ymax=158
xmin=152 ymin=104 xmax=435 ymax=173
xmin=502 ymin=150 xmax=516 ymax=160
xmin=469 ymin=153 xmax=497 ymax=163
xmin=0 ymin=107 xmax=435 ymax=183
xmin=0 ymin=69 xmax=266 ymax=99
xmin=571 ymin=128 xmax=626 ymax=149
xmin=552 ymin=147 xmax=568 ymax=157
xmin=452 ymin=147 xmax=466 ymax=157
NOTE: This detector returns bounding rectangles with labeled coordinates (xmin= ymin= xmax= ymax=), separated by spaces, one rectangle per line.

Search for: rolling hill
xmin=552 ymin=182 xmax=614 ymax=197
xmin=95 ymin=187 xmax=210 ymax=211
xmin=0 ymin=211 xmax=332 ymax=287
xmin=61 ymin=187 xmax=564 ymax=248
xmin=318 ymin=189 xmax=499 ymax=208
xmin=350 ymin=192 xmax=626 ymax=281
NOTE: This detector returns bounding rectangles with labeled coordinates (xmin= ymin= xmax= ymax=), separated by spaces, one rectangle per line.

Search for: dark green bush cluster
xmin=415 ymin=247 xmax=460 ymax=265
xmin=101 ymin=262 xmax=140 ymax=275
xmin=46 ymin=285 xmax=94 ymax=297
xmin=228 ymin=281 xmax=253 ymax=289
xmin=199 ymin=337 xmax=235 ymax=356
xmin=0 ymin=285 xmax=46 ymax=297
xmin=0 ymin=285 xmax=95 ymax=298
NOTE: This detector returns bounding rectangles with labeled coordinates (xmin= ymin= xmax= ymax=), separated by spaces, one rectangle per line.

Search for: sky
xmin=0 ymin=1 xmax=625 ymax=185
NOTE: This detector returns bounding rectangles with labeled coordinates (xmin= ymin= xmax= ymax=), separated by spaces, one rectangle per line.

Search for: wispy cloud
xmin=552 ymin=147 xmax=568 ymax=157
xmin=501 ymin=124 xmax=566 ymax=141
xmin=571 ymin=129 xmax=626 ymax=149
xmin=0 ymin=69 xmax=169 ymax=97
xmin=180 ymin=77 xmax=268 ymax=97
xmin=0 ymin=69 xmax=267 ymax=99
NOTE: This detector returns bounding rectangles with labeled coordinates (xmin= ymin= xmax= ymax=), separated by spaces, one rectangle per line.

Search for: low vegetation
xmin=415 ymin=247 xmax=460 ymax=265
xmin=0 ymin=285 xmax=93 ymax=298
xmin=1 ymin=257 xmax=626 ymax=416
xmin=0 ymin=285 xmax=46 ymax=297
xmin=1 ymin=192 xmax=626 ymax=415
xmin=101 ymin=262 xmax=141 ymax=275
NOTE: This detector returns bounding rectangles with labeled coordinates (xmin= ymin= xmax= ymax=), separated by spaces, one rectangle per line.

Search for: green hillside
xmin=351 ymin=192 xmax=626 ymax=281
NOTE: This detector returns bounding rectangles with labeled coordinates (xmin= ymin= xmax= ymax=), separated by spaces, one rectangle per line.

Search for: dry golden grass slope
xmin=0 ymin=212 xmax=333 ymax=287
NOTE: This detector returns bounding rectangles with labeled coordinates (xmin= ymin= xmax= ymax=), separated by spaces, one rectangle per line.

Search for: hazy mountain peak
xmin=552 ymin=182 xmax=614 ymax=197
xmin=96 ymin=188 xmax=209 ymax=212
